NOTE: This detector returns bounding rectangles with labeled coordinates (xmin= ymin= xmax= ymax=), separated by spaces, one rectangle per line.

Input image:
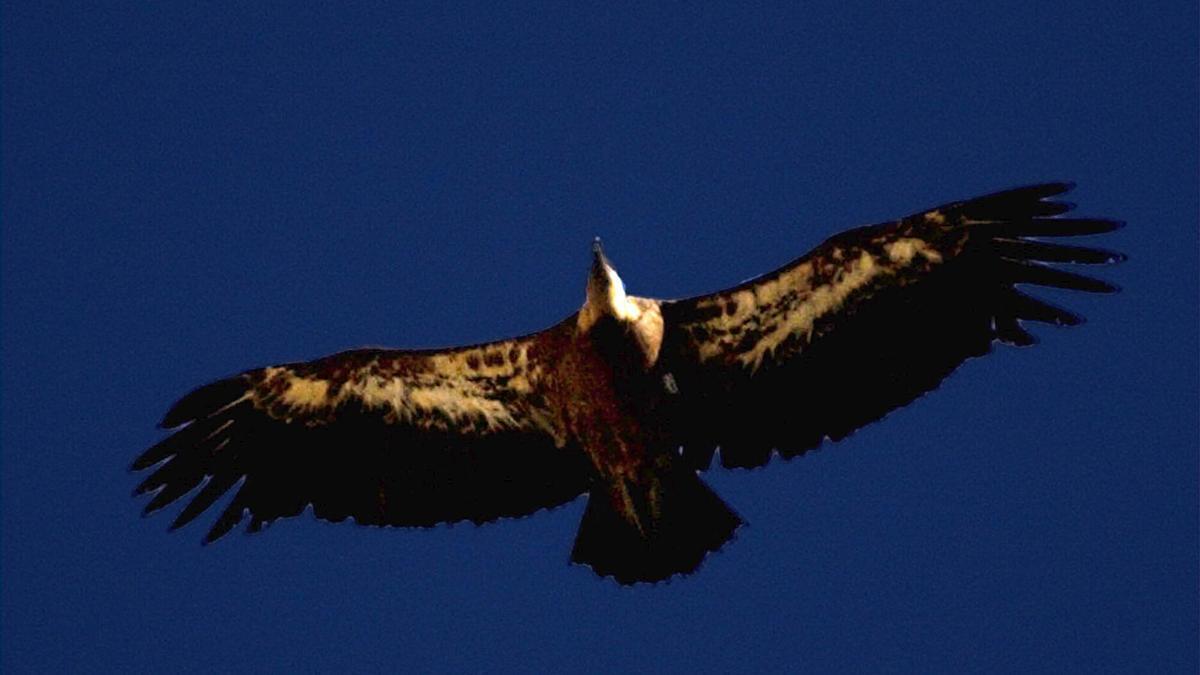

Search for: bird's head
xmin=579 ymin=238 xmax=641 ymax=332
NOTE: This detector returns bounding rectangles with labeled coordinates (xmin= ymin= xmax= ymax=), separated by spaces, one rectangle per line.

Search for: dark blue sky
xmin=3 ymin=2 xmax=1196 ymax=672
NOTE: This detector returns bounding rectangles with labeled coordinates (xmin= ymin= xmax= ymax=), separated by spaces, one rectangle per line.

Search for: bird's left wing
xmin=656 ymin=183 xmax=1124 ymax=470
xmin=133 ymin=317 xmax=589 ymax=542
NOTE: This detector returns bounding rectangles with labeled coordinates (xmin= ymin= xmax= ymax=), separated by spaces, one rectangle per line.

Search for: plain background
xmin=3 ymin=2 xmax=1197 ymax=672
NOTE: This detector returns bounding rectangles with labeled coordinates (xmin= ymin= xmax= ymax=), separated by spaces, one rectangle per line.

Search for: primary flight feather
xmin=133 ymin=183 xmax=1124 ymax=584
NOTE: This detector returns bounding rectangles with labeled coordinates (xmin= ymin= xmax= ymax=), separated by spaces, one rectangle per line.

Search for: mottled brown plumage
xmin=133 ymin=183 xmax=1123 ymax=583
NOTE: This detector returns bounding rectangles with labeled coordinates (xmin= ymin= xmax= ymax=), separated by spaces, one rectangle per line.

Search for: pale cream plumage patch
xmin=404 ymin=383 xmax=517 ymax=428
xmin=428 ymin=343 xmax=529 ymax=382
xmin=885 ymin=238 xmax=943 ymax=265
xmin=684 ymin=230 xmax=955 ymax=371
xmin=357 ymin=367 xmax=527 ymax=432
xmin=353 ymin=375 xmax=407 ymax=410
xmin=688 ymin=262 xmax=815 ymax=362
xmin=695 ymin=264 xmax=815 ymax=338
xmin=686 ymin=248 xmax=913 ymax=370
xmin=257 ymin=342 xmax=547 ymax=434
xmin=735 ymin=250 xmax=880 ymax=370
xmin=277 ymin=374 xmax=330 ymax=409
xmin=628 ymin=297 xmax=665 ymax=367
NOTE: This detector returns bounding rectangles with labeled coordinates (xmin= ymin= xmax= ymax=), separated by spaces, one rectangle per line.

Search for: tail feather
xmin=570 ymin=473 xmax=741 ymax=584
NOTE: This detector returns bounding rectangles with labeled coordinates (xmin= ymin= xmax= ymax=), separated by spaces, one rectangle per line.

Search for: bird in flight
xmin=132 ymin=183 xmax=1124 ymax=584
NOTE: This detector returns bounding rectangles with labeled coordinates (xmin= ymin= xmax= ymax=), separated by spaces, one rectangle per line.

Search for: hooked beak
xmin=591 ymin=237 xmax=611 ymax=275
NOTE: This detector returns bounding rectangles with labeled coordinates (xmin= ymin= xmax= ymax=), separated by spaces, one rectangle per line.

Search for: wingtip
xmin=159 ymin=400 xmax=192 ymax=429
xmin=169 ymin=507 xmax=197 ymax=532
xmin=1035 ymin=180 xmax=1075 ymax=197
xmin=132 ymin=473 xmax=160 ymax=496
xmin=1061 ymin=312 xmax=1086 ymax=327
xmin=1005 ymin=331 xmax=1040 ymax=348
xmin=1013 ymin=181 xmax=1076 ymax=199
xmin=159 ymin=376 xmax=248 ymax=429
xmin=159 ymin=405 xmax=194 ymax=430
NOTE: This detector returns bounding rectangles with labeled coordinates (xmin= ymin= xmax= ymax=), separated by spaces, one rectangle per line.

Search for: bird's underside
xmin=133 ymin=183 xmax=1124 ymax=584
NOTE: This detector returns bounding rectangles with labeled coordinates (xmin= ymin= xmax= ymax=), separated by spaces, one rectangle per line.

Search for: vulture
xmin=132 ymin=183 xmax=1124 ymax=584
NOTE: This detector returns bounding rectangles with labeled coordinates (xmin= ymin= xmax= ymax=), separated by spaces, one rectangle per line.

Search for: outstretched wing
xmin=132 ymin=317 xmax=589 ymax=542
xmin=657 ymin=183 xmax=1124 ymax=470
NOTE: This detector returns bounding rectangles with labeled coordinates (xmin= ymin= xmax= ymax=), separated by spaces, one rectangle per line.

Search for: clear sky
xmin=3 ymin=2 xmax=1196 ymax=672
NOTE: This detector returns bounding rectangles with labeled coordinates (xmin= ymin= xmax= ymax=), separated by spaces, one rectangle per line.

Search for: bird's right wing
xmin=656 ymin=183 xmax=1125 ymax=470
xmin=132 ymin=317 xmax=591 ymax=542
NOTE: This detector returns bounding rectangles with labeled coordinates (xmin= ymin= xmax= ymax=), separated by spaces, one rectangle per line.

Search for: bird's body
xmin=133 ymin=183 xmax=1124 ymax=583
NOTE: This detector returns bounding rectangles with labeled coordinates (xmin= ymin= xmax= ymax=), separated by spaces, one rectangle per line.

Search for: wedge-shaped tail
xmin=571 ymin=471 xmax=742 ymax=584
